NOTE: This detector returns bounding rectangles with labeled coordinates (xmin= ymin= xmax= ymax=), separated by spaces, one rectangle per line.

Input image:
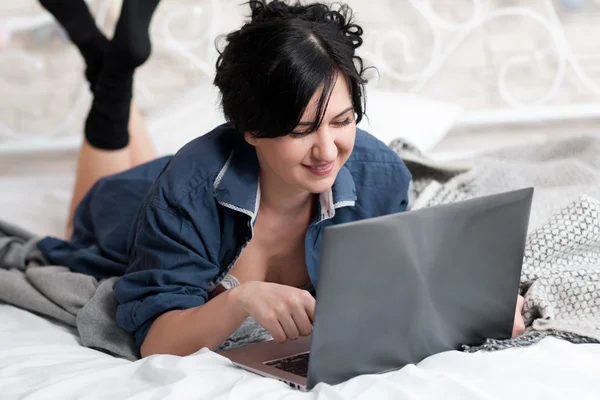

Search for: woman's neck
xmin=258 ymin=171 xmax=314 ymax=217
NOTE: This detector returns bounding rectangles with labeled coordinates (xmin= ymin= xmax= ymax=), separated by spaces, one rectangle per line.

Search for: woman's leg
xmin=38 ymin=0 xmax=108 ymax=89
xmin=66 ymin=142 xmax=130 ymax=238
xmin=128 ymin=102 xmax=158 ymax=166
xmin=41 ymin=0 xmax=162 ymax=237
xmin=66 ymin=101 xmax=157 ymax=238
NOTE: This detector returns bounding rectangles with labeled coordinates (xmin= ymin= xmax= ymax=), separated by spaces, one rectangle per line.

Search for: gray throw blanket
xmin=1 ymin=135 xmax=600 ymax=359
xmin=0 ymin=222 xmax=138 ymax=360
xmin=390 ymin=135 xmax=600 ymax=351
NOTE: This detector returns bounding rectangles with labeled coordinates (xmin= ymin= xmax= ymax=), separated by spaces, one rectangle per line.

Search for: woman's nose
xmin=312 ymin=127 xmax=337 ymax=162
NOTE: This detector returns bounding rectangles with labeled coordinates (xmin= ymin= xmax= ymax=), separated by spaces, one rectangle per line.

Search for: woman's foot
xmin=84 ymin=0 xmax=162 ymax=151
xmin=39 ymin=0 xmax=108 ymax=89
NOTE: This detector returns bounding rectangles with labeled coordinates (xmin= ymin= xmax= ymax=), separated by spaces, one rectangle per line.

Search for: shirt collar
xmin=212 ymin=138 xmax=261 ymax=221
xmin=316 ymin=165 xmax=357 ymax=222
xmin=213 ymin=139 xmax=357 ymax=222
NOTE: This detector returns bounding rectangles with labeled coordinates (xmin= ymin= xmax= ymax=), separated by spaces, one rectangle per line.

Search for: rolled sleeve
xmin=392 ymin=161 xmax=412 ymax=213
xmin=114 ymin=194 xmax=221 ymax=348
xmin=370 ymin=161 xmax=411 ymax=215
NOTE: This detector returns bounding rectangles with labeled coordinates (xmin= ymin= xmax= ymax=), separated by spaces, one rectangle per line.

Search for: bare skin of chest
xmin=230 ymin=207 xmax=311 ymax=288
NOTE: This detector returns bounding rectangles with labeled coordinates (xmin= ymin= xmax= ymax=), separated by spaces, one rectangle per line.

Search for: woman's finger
xmin=258 ymin=310 xmax=287 ymax=343
xmin=300 ymin=290 xmax=316 ymax=323
xmin=278 ymin=312 xmax=300 ymax=341
xmin=291 ymin=304 xmax=313 ymax=337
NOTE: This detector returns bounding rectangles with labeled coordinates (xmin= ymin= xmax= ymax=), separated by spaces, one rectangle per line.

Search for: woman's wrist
xmin=226 ymin=283 xmax=250 ymax=319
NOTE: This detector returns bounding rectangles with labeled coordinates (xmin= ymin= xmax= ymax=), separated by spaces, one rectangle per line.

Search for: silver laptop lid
xmin=306 ymin=188 xmax=534 ymax=389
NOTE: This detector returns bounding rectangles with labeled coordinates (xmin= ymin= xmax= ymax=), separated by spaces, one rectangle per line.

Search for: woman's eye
xmin=290 ymin=130 xmax=310 ymax=138
xmin=290 ymin=117 xmax=353 ymax=137
xmin=333 ymin=118 xmax=352 ymax=127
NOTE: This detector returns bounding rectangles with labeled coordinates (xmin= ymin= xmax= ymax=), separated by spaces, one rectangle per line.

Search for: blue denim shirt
xmin=113 ymin=124 xmax=412 ymax=347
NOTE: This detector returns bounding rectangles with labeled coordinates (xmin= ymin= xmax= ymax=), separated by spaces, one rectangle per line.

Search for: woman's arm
xmin=140 ymin=281 xmax=316 ymax=357
xmin=140 ymin=286 xmax=247 ymax=357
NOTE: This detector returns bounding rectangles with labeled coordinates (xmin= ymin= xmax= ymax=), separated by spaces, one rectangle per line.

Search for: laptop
xmin=218 ymin=187 xmax=534 ymax=391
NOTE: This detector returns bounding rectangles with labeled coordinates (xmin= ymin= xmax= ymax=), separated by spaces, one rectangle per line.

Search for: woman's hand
xmin=512 ymin=295 xmax=525 ymax=338
xmin=233 ymin=281 xmax=315 ymax=343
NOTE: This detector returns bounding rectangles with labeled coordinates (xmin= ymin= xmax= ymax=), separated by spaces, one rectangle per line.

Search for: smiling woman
xmin=214 ymin=0 xmax=367 ymax=139
xmin=36 ymin=0 xmax=415 ymax=358
xmin=246 ymin=75 xmax=357 ymax=199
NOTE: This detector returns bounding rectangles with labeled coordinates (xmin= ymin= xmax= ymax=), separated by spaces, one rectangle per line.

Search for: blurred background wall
xmin=1 ymin=0 xmax=600 ymax=155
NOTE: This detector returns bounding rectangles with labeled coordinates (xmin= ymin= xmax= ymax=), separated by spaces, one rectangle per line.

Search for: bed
xmin=2 ymin=303 xmax=600 ymax=399
xmin=2 ymin=154 xmax=600 ymax=399
xmin=3 ymin=108 xmax=600 ymax=400
xmin=1 ymin=146 xmax=600 ymax=399
xmin=2 ymin=0 xmax=600 ymax=398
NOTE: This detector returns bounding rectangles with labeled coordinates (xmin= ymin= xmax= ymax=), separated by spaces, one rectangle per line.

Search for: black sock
xmin=84 ymin=0 xmax=162 ymax=150
xmin=39 ymin=0 xmax=108 ymax=89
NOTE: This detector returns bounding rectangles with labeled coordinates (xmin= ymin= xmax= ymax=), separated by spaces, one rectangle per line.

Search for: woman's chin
xmin=303 ymin=176 xmax=337 ymax=194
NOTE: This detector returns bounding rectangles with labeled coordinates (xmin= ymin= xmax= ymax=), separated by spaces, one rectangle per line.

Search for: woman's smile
xmin=303 ymin=161 xmax=335 ymax=176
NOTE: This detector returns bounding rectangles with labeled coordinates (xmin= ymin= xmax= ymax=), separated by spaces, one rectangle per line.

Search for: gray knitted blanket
xmin=390 ymin=135 xmax=600 ymax=351
xmin=0 ymin=222 xmax=138 ymax=360
xmin=1 ymin=135 xmax=599 ymax=359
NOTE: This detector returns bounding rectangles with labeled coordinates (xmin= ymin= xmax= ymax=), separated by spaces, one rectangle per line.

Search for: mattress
xmin=1 ymin=129 xmax=600 ymax=399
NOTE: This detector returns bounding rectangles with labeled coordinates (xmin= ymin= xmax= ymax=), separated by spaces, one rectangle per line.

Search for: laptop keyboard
xmin=264 ymin=352 xmax=310 ymax=378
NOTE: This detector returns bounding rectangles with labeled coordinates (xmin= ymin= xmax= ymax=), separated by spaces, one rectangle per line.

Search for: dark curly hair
xmin=213 ymin=0 xmax=368 ymax=138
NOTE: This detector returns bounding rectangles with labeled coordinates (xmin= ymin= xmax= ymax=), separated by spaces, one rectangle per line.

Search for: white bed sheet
xmin=2 ymin=139 xmax=600 ymax=399
xmin=2 ymin=304 xmax=600 ymax=399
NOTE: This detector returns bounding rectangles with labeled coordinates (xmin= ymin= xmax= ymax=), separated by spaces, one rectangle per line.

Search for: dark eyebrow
xmin=296 ymin=106 xmax=354 ymax=126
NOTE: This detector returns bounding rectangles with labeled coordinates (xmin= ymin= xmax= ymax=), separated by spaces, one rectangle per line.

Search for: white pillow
xmin=147 ymin=84 xmax=225 ymax=156
xmin=358 ymin=90 xmax=462 ymax=153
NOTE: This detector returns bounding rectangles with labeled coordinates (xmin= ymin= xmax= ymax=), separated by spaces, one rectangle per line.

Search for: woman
xmin=38 ymin=0 xmax=525 ymax=358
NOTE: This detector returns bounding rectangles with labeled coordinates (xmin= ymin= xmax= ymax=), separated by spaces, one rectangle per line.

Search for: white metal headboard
xmin=359 ymin=0 xmax=600 ymax=127
xmin=1 ymin=0 xmax=599 ymax=155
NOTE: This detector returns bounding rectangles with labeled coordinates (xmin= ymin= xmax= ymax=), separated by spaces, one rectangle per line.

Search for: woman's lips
xmin=303 ymin=162 xmax=334 ymax=176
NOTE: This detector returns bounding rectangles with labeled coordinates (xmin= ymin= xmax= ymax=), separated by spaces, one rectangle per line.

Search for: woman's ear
xmin=244 ymin=132 xmax=259 ymax=147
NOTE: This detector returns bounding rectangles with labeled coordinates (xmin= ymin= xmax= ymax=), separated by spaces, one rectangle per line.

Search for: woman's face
xmin=247 ymin=74 xmax=356 ymax=196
